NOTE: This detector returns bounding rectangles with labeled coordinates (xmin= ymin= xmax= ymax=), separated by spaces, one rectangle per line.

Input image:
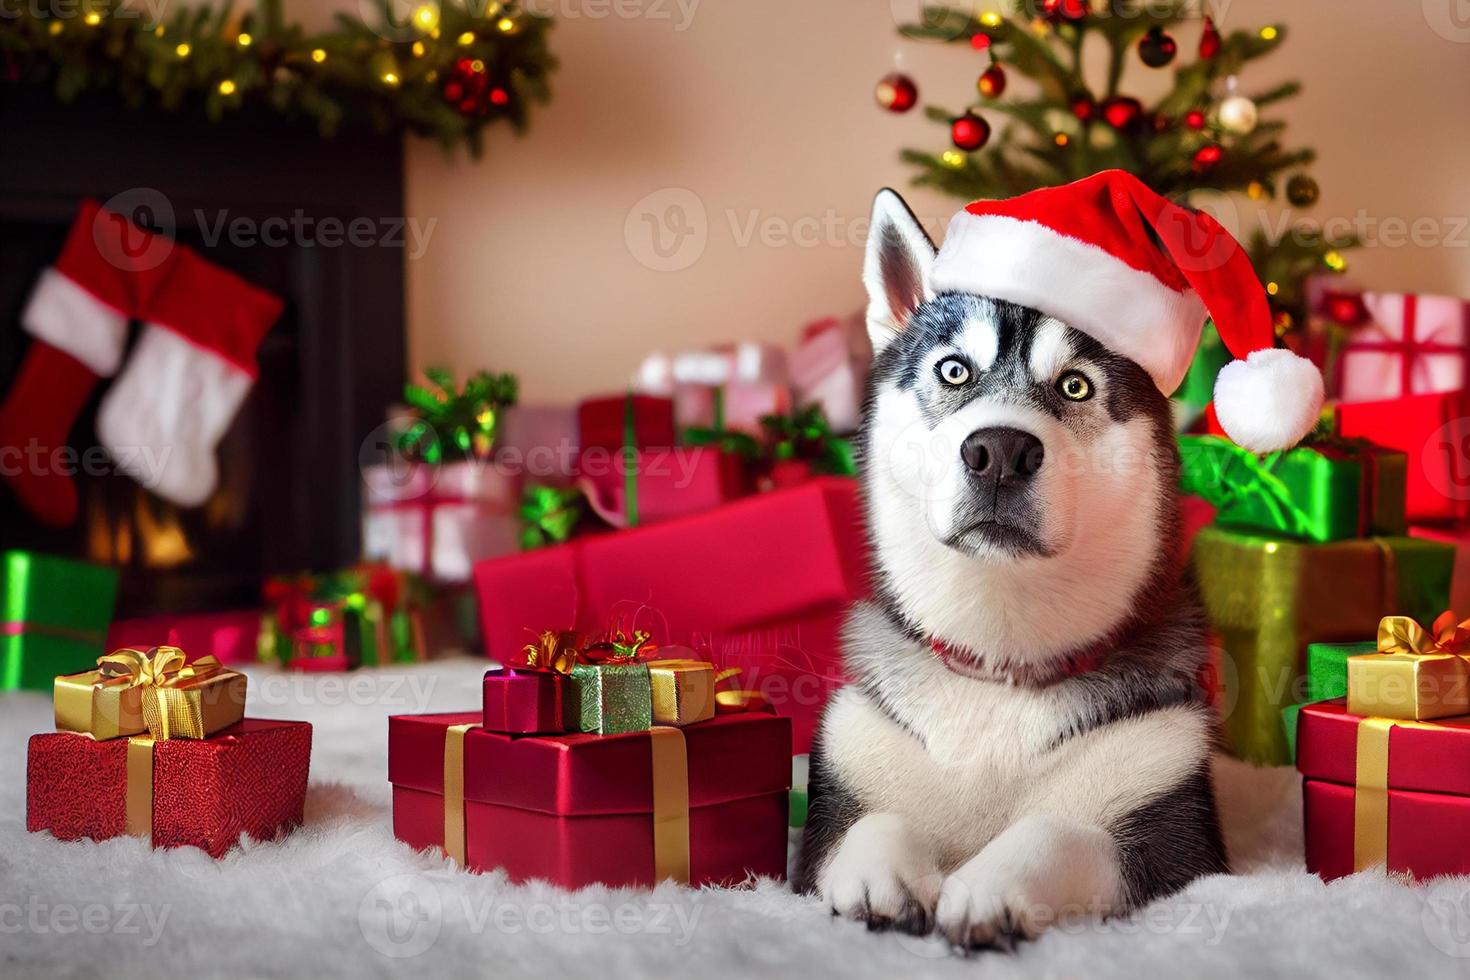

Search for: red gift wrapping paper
xmin=483 ymin=669 xmax=570 ymax=733
xmin=1297 ymin=700 xmax=1470 ymax=880
xmin=577 ymin=395 xmax=676 ymax=452
xmin=579 ymin=447 xmax=748 ymax=528
xmin=1334 ymin=390 xmax=1470 ymax=524
xmin=106 ymin=609 xmax=261 ymax=665
xmin=27 ymin=718 xmax=312 ymax=858
xmin=388 ymin=710 xmax=791 ymax=888
xmin=1303 ymin=779 xmax=1470 ymax=881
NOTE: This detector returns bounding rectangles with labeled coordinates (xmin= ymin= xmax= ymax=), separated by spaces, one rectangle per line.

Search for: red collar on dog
xmin=928 ymin=637 xmax=1109 ymax=687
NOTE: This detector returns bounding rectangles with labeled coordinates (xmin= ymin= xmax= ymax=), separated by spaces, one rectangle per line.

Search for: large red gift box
xmin=472 ymin=478 xmax=867 ymax=752
xmin=1334 ymin=390 xmax=1470 ymax=523
xmin=389 ymin=710 xmax=791 ymax=888
xmin=1297 ymin=699 xmax=1470 ymax=880
xmin=27 ymin=719 xmax=312 ymax=858
xmin=106 ymin=609 xmax=261 ymax=665
xmin=579 ymin=446 xmax=747 ymax=528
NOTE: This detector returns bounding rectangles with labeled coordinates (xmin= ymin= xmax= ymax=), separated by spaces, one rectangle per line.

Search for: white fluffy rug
xmin=5 ymin=658 xmax=1470 ymax=979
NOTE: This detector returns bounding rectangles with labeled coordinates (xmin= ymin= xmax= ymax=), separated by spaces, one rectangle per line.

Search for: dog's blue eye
xmin=1057 ymin=371 xmax=1093 ymax=401
xmin=937 ymin=357 xmax=971 ymax=386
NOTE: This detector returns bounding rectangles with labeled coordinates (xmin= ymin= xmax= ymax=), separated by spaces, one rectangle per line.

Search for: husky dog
xmin=793 ymin=188 xmax=1229 ymax=950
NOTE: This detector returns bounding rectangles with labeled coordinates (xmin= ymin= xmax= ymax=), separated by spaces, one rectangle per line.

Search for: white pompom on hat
xmin=930 ymin=169 xmax=1323 ymax=453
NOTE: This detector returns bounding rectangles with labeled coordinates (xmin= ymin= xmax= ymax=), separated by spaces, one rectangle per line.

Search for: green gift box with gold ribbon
xmin=1 ymin=550 xmax=118 ymax=692
xmin=1193 ymin=527 xmax=1452 ymax=766
xmin=1179 ymin=435 xmax=1407 ymax=544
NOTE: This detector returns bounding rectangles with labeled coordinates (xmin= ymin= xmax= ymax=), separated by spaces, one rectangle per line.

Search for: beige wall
xmin=296 ymin=1 xmax=1470 ymax=401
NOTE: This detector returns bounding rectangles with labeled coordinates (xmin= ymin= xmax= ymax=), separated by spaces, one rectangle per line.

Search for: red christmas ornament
xmin=490 ymin=88 xmax=509 ymax=106
xmin=1042 ymin=0 xmax=1087 ymax=23
xmin=1323 ymin=292 xmax=1370 ymax=326
xmin=1199 ymin=17 xmax=1222 ymax=59
xmin=875 ymin=72 xmax=918 ymax=113
xmin=1184 ymin=108 xmax=1207 ymax=130
xmin=977 ymin=64 xmax=1007 ymax=99
xmin=950 ymin=111 xmax=991 ymax=151
xmin=444 ymin=56 xmax=494 ymax=117
xmin=1102 ymin=96 xmax=1143 ymax=129
xmin=969 ymin=33 xmax=991 ymax=51
xmin=1138 ymin=26 xmax=1178 ymax=68
xmin=1192 ymin=145 xmax=1224 ymax=172
xmin=1070 ymin=96 xmax=1096 ymax=122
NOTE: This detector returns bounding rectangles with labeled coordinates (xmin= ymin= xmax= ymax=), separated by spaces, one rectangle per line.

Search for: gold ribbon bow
xmin=56 ymin=646 xmax=246 ymax=741
xmin=1350 ymin=613 xmax=1470 ymax=721
xmin=520 ymin=630 xmax=582 ymax=674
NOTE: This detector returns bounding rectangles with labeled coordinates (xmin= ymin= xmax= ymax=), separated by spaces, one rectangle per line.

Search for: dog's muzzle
xmin=960 ymin=426 xmax=1044 ymax=484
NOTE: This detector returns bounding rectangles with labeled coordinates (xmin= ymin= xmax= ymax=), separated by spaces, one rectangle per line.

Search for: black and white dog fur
xmin=793 ymin=190 xmax=1228 ymax=950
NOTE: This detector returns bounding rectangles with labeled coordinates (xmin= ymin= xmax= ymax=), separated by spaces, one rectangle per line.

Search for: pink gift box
xmin=106 ymin=609 xmax=261 ymax=665
xmin=498 ymin=404 xmax=580 ymax=487
xmin=1335 ymin=292 xmax=1470 ymax=403
xmin=635 ymin=343 xmax=792 ymax=433
xmin=790 ymin=316 xmax=870 ymax=434
xmin=362 ymin=460 xmax=522 ymax=582
xmin=578 ymin=446 xmax=747 ymax=528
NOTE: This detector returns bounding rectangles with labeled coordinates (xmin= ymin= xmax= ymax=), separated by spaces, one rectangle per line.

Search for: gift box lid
xmin=388 ymin=710 xmax=791 ymax=816
xmin=1296 ymin=699 xmax=1470 ymax=796
xmin=473 ymin=478 xmax=867 ymax=660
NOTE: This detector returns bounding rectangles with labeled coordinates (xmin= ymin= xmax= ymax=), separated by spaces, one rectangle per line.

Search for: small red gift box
xmin=577 ymin=395 xmax=676 ymax=453
xmin=579 ymin=446 xmax=747 ymax=528
xmin=388 ymin=710 xmax=791 ymax=888
xmin=483 ymin=668 xmax=571 ymax=733
xmin=1297 ymin=699 xmax=1470 ymax=880
xmin=1335 ymin=390 xmax=1470 ymax=523
xmin=472 ymin=478 xmax=866 ymax=752
xmin=27 ymin=719 xmax=312 ymax=858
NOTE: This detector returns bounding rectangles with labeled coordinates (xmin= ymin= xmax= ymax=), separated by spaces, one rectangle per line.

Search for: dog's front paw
xmin=934 ymin=816 xmax=1122 ymax=953
xmin=820 ymin=814 xmax=939 ymax=935
xmin=934 ymin=859 xmax=1050 ymax=952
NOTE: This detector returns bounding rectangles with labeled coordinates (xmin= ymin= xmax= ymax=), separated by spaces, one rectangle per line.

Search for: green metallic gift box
xmin=1 ymin=550 xmax=118 ymax=692
xmin=1193 ymin=527 xmax=1451 ymax=766
xmin=1179 ymin=435 xmax=1407 ymax=544
xmin=567 ymin=662 xmax=653 ymax=734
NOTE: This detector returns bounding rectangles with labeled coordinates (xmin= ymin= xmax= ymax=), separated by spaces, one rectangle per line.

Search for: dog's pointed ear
xmin=863 ymin=188 xmax=936 ymax=355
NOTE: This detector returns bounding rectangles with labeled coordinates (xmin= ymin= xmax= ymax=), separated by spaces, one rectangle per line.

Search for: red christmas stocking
xmin=0 ymin=200 xmax=175 ymax=526
xmin=97 ymin=245 xmax=282 ymax=507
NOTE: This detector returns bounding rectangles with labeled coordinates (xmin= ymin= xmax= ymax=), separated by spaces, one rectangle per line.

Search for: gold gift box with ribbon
xmin=1347 ymin=612 xmax=1470 ymax=721
xmin=648 ymin=659 xmax=719 ymax=727
xmin=54 ymin=646 xmax=247 ymax=741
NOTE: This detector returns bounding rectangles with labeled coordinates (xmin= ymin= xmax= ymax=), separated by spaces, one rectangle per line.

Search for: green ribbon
xmin=395 ymin=367 xmax=518 ymax=464
xmin=623 ymin=391 xmax=640 ymax=528
xmin=518 ymin=485 xmax=585 ymax=550
xmin=1178 ymin=434 xmax=1405 ymax=543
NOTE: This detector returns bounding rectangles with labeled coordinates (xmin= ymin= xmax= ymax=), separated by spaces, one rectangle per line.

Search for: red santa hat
xmin=929 ymin=170 xmax=1323 ymax=453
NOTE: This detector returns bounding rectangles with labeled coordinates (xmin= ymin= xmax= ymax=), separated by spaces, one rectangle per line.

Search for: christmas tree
xmin=891 ymin=1 xmax=1352 ymax=338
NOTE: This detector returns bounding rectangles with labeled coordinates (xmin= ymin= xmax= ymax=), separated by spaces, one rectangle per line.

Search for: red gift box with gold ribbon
xmin=472 ymin=478 xmax=865 ymax=753
xmin=1297 ymin=700 xmax=1470 ymax=880
xmin=27 ymin=646 xmax=311 ymax=857
xmin=388 ymin=710 xmax=791 ymax=888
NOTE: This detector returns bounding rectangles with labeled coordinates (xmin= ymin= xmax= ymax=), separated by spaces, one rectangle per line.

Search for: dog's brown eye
xmin=938 ymin=357 xmax=971 ymax=386
xmin=1057 ymin=371 xmax=1093 ymax=401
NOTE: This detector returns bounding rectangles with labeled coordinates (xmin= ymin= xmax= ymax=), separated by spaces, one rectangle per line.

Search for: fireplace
xmin=0 ymin=90 xmax=406 ymax=616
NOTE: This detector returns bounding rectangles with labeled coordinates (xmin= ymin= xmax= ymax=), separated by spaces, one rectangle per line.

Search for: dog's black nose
xmin=961 ymin=427 xmax=1044 ymax=481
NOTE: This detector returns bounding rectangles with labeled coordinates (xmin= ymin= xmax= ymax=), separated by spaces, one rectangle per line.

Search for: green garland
xmin=0 ymin=0 xmax=557 ymax=153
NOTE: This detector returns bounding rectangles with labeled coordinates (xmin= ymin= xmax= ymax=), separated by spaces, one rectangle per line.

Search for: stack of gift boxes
xmin=390 ymin=630 xmax=792 ymax=887
xmin=27 ymin=646 xmax=311 ymax=857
